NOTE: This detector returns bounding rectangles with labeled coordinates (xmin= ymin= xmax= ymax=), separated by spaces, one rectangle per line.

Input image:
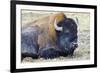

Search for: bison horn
xmin=73 ymin=17 xmax=78 ymax=25
xmin=54 ymin=18 xmax=62 ymax=31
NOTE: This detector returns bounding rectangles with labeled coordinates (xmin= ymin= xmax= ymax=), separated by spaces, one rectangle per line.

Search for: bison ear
xmin=73 ymin=17 xmax=79 ymax=25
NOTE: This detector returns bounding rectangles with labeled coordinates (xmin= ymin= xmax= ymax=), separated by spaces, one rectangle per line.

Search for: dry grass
xmin=21 ymin=11 xmax=90 ymax=63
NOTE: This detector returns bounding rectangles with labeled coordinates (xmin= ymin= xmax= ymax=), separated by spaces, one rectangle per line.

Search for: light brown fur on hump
xmin=29 ymin=12 xmax=65 ymax=42
xmin=48 ymin=12 xmax=65 ymax=41
xmin=38 ymin=33 xmax=47 ymax=49
xmin=24 ymin=12 xmax=65 ymax=49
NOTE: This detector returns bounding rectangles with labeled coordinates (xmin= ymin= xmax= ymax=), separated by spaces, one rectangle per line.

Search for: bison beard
xmin=21 ymin=13 xmax=78 ymax=60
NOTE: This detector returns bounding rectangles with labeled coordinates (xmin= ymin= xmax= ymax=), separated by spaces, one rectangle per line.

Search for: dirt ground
xmin=21 ymin=10 xmax=90 ymax=63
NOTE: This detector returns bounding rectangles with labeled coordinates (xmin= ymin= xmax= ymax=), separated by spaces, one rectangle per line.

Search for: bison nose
xmin=72 ymin=43 xmax=78 ymax=48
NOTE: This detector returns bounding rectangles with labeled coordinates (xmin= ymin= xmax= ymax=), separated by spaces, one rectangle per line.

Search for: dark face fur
xmin=56 ymin=16 xmax=78 ymax=55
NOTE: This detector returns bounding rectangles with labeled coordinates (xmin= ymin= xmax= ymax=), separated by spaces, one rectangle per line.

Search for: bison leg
xmin=38 ymin=48 xmax=61 ymax=59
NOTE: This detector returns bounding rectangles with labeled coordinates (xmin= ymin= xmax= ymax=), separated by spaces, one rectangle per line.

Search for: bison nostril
xmin=72 ymin=43 xmax=78 ymax=48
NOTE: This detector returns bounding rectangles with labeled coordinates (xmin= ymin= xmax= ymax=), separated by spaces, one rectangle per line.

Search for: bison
xmin=21 ymin=12 xmax=78 ymax=59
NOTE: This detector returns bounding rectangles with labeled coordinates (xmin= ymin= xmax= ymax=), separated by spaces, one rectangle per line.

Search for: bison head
xmin=54 ymin=15 xmax=78 ymax=56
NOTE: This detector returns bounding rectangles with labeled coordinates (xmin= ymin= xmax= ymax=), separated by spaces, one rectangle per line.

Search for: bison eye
xmin=68 ymin=22 xmax=73 ymax=27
